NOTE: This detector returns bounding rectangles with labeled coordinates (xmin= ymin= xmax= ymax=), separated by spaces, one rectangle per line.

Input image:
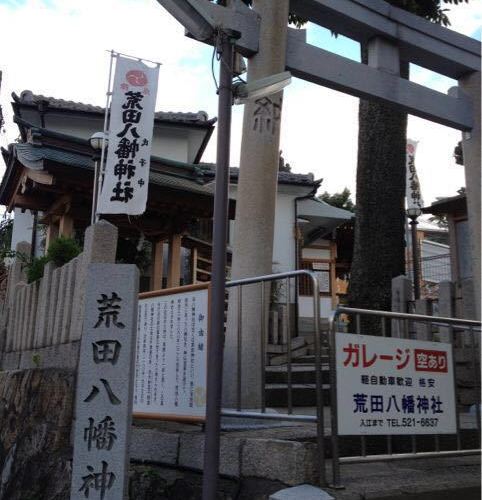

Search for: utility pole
xmin=224 ymin=0 xmax=290 ymax=408
xmin=202 ymin=30 xmax=235 ymax=500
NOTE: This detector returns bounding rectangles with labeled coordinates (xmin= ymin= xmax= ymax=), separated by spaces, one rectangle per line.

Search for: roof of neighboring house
xmin=201 ymin=164 xmax=319 ymax=187
xmin=422 ymin=193 xmax=467 ymax=216
xmin=12 ymin=90 xmax=216 ymax=127
xmin=298 ymin=197 xmax=353 ymax=220
xmin=297 ymin=197 xmax=353 ymax=242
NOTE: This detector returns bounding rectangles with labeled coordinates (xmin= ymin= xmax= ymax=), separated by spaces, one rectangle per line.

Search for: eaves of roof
xmin=0 ymin=142 xmax=215 ymax=206
xmin=12 ymin=90 xmax=216 ymax=128
xmin=422 ymin=193 xmax=467 ymax=216
xmin=10 ymin=120 xmax=210 ymax=178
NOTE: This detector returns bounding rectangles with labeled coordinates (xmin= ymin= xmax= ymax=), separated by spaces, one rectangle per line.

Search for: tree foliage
xmin=387 ymin=0 xmax=469 ymax=26
xmin=215 ymin=0 xmax=467 ymax=28
xmin=0 ymin=217 xmax=13 ymax=255
xmin=428 ymin=214 xmax=449 ymax=228
xmin=26 ymin=236 xmax=82 ymax=283
xmin=453 ymin=141 xmax=464 ymax=165
xmin=46 ymin=236 xmax=81 ymax=267
xmin=319 ymin=188 xmax=355 ymax=212
xmin=214 ymin=0 xmax=306 ymax=27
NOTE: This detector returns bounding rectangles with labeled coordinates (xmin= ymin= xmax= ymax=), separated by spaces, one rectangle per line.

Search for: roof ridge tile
xmin=16 ymin=90 xmax=211 ymax=125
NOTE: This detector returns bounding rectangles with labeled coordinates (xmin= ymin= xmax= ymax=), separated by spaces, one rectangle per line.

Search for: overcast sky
xmin=1 ymin=0 xmax=480 ymax=207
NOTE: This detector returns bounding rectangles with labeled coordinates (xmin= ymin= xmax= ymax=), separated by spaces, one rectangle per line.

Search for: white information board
xmin=315 ymin=271 xmax=330 ymax=293
xmin=133 ymin=284 xmax=209 ymax=421
xmin=336 ymin=333 xmax=456 ymax=435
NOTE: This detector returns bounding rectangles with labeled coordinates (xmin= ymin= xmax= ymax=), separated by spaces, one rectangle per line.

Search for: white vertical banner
xmin=98 ymin=56 xmax=159 ymax=215
xmin=406 ymin=139 xmax=424 ymax=211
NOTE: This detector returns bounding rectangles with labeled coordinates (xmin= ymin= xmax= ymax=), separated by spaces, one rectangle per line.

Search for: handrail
xmin=334 ymin=306 xmax=481 ymax=328
xmin=226 ymin=269 xmax=314 ymax=288
xmin=222 ymin=269 xmax=327 ymax=486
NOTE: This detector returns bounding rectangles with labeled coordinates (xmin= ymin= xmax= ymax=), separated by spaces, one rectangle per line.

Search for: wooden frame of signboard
xmin=133 ymin=282 xmax=210 ymax=424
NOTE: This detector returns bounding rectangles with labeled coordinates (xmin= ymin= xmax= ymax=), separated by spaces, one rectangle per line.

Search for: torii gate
xmin=156 ymin=1 xmax=480 ymax=496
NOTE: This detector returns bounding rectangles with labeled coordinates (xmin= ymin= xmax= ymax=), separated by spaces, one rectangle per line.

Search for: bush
xmin=26 ymin=256 xmax=49 ymax=283
xmin=46 ymin=236 xmax=81 ymax=267
xmin=25 ymin=237 xmax=81 ymax=283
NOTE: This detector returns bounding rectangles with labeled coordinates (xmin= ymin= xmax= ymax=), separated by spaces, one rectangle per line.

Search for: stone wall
xmin=0 ymin=368 xmax=291 ymax=500
xmin=0 ymin=368 xmax=75 ymax=500
xmin=0 ymin=221 xmax=118 ymax=360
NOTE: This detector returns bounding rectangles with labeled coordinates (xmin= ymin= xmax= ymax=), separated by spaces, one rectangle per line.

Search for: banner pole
xmin=94 ymin=50 xmax=116 ymax=223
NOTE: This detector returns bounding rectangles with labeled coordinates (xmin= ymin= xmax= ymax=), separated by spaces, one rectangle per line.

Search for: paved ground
xmin=133 ymin=413 xmax=480 ymax=499
xmin=329 ymin=455 xmax=480 ymax=500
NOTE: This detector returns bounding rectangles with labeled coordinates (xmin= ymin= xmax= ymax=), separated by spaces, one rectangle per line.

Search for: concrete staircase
xmin=265 ymin=335 xmax=331 ymax=407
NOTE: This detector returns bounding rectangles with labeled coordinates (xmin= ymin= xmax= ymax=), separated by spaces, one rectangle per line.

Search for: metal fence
xmin=216 ymin=271 xmax=480 ymax=490
xmin=328 ymin=306 xmax=481 ymax=488
xmin=406 ymin=252 xmax=452 ymax=299
xmin=420 ymin=253 xmax=451 ymax=284
xmin=220 ymin=269 xmax=328 ymax=486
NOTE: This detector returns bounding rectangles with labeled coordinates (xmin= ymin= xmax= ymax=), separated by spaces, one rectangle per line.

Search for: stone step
xmin=266 ymin=364 xmax=330 ymax=384
xmin=269 ymin=346 xmax=310 ymax=366
xmin=266 ymin=336 xmax=306 ymax=354
xmin=290 ymin=354 xmax=329 ymax=365
xmin=306 ymin=345 xmax=329 ymax=356
xmin=130 ymin=422 xmax=480 ymax=491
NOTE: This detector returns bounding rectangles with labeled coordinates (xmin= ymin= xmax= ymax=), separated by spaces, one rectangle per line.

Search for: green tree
xmin=0 ymin=217 xmax=13 ymax=255
xmin=214 ymin=0 xmax=306 ymax=27
xmin=319 ymin=188 xmax=355 ymax=212
xmin=428 ymin=214 xmax=448 ymax=229
xmin=348 ymin=0 xmax=469 ymax=325
xmin=453 ymin=141 xmax=464 ymax=165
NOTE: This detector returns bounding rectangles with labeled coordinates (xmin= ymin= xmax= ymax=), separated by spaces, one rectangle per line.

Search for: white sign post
xmin=133 ymin=285 xmax=209 ymax=421
xmin=336 ymin=333 xmax=456 ymax=435
xmin=98 ymin=55 xmax=159 ymax=215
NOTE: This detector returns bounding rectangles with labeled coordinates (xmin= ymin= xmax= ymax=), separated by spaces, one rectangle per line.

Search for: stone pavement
xmin=131 ymin=417 xmax=480 ymax=498
xmin=330 ymin=455 xmax=480 ymax=500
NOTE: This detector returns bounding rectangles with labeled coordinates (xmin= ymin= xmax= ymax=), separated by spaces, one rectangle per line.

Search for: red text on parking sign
xmin=414 ymin=349 xmax=448 ymax=373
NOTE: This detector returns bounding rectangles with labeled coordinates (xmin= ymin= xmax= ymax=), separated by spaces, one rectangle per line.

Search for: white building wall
xmin=10 ymin=209 xmax=43 ymax=257
xmin=10 ymin=208 xmax=33 ymax=254
xmin=299 ymin=296 xmax=333 ymax=319
xmin=151 ymin=128 xmax=189 ymax=162
xmin=44 ymin=114 xmax=104 ymax=140
xmin=272 ymin=192 xmax=296 ymax=273
xmin=229 ymin=185 xmax=306 ymax=275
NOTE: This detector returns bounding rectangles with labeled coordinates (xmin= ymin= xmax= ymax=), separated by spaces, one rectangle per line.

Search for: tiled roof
xmin=422 ymin=193 xmax=467 ymax=215
xmin=14 ymin=90 xmax=214 ymax=126
xmin=200 ymin=164 xmax=317 ymax=187
xmin=8 ymin=143 xmax=214 ymax=196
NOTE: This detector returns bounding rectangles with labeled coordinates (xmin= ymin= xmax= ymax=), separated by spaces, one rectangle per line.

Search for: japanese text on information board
xmin=134 ymin=287 xmax=208 ymax=419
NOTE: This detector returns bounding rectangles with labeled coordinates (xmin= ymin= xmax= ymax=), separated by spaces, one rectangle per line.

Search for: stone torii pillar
xmin=458 ymin=71 xmax=481 ymax=320
xmin=224 ymin=0 xmax=290 ymax=408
